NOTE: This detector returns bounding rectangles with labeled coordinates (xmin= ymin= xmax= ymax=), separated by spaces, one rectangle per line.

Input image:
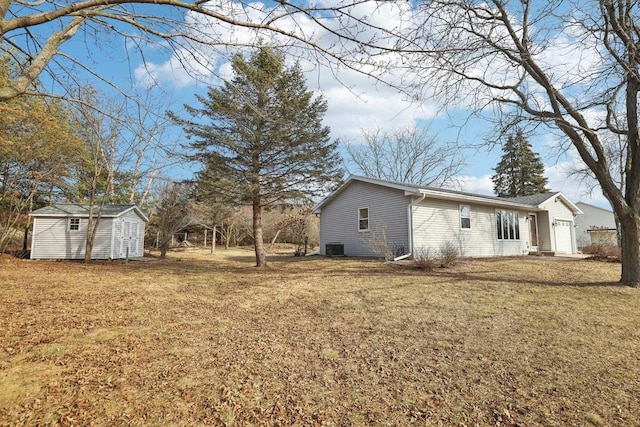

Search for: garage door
xmin=554 ymin=220 xmax=573 ymax=253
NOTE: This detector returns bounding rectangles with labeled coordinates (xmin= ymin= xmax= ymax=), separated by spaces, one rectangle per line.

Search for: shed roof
xmin=30 ymin=204 xmax=149 ymax=222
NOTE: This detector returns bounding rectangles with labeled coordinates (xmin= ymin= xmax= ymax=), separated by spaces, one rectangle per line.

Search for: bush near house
xmin=414 ymin=241 xmax=460 ymax=271
xmin=582 ymin=244 xmax=621 ymax=263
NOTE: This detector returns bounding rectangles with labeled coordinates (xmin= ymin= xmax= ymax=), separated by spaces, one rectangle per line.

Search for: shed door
xmin=120 ymin=221 xmax=130 ymax=258
xmin=120 ymin=220 xmax=140 ymax=258
xmin=130 ymin=222 xmax=139 ymax=256
xmin=554 ymin=220 xmax=573 ymax=253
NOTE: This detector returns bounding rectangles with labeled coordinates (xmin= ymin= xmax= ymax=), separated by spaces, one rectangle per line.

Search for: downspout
xmin=394 ymin=192 xmax=427 ymax=261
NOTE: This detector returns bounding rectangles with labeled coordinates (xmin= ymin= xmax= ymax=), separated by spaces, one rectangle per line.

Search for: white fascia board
xmin=128 ymin=206 xmax=150 ymax=223
xmin=351 ymin=175 xmax=421 ymax=193
xmin=28 ymin=212 xmax=120 ymax=218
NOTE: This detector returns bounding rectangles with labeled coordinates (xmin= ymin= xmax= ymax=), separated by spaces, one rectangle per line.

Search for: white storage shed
xmin=29 ymin=204 xmax=148 ymax=260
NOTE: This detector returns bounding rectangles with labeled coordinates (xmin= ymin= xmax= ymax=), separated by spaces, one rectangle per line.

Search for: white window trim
xmin=358 ymin=206 xmax=370 ymax=232
xmin=459 ymin=204 xmax=471 ymax=230
xmin=496 ymin=209 xmax=521 ymax=241
xmin=69 ymin=218 xmax=80 ymax=231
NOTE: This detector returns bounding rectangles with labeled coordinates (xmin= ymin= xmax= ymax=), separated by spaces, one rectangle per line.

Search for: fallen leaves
xmin=0 ymin=250 xmax=638 ymax=425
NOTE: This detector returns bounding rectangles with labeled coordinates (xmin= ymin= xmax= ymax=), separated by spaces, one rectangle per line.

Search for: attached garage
xmin=29 ymin=204 xmax=148 ymax=260
xmin=554 ymin=219 xmax=574 ymax=254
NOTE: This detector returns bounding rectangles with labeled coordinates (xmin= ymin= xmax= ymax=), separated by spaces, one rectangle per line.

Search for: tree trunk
xmin=22 ymin=226 xmax=29 ymax=251
xmin=225 ymin=223 xmax=231 ymax=249
xmin=619 ymin=212 xmax=640 ymax=287
xmin=253 ymin=199 xmax=267 ymax=267
xmin=159 ymin=234 xmax=169 ymax=258
xmin=211 ymin=225 xmax=217 ymax=254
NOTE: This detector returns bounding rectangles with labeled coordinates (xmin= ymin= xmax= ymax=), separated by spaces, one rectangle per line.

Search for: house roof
xmin=30 ymin=204 xmax=149 ymax=222
xmin=576 ymin=201 xmax=613 ymax=213
xmin=506 ymin=192 xmax=582 ymax=215
xmin=313 ymin=175 xmax=582 ymax=214
xmin=506 ymin=192 xmax=560 ymax=205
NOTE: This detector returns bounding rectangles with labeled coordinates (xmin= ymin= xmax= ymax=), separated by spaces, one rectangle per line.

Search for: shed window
xmin=496 ymin=209 xmax=520 ymax=240
xmin=358 ymin=207 xmax=369 ymax=232
xmin=460 ymin=205 xmax=471 ymax=229
xmin=69 ymin=218 xmax=80 ymax=231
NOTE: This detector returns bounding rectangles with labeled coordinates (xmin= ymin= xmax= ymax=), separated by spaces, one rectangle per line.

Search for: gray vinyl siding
xmin=412 ymin=199 xmax=528 ymax=257
xmin=91 ymin=218 xmax=116 ymax=259
xmin=319 ymin=180 xmax=410 ymax=257
xmin=30 ymin=217 xmax=114 ymax=259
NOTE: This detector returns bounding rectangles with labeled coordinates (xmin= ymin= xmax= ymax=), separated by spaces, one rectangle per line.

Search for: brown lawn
xmin=0 ymin=248 xmax=638 ymax=426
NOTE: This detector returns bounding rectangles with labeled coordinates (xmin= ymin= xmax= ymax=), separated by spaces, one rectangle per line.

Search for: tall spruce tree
xmin=491 ymin=130 xmax=549 ymax=197
xmin=170 ymin=48 xmax=342 ymax=267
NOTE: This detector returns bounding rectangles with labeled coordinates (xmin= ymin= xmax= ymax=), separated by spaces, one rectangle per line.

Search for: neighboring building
xmin=574 ymin=202 xmax=617 ymax=248
xmin=29 ymin=204 xmax=148 ymax=260
xmin=312 ymin=175 xmax=582 ymax=258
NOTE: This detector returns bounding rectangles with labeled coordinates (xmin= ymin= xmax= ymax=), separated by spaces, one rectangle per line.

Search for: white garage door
xmin=554 ymin=220 xmax=573 ymax=253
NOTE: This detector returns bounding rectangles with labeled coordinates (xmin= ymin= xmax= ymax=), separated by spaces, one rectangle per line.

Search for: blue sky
xmin=50 ymin=0 xmax=610 ymax=209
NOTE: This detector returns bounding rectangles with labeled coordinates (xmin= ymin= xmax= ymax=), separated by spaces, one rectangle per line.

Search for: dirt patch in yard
xmin=0 ymin=250 xmax=637 ymax=426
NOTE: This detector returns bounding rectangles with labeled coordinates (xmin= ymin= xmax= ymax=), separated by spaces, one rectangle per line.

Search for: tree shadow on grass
xmin=102 ymin=252 xmax=629 ymax=289
xmin=429 ymin=270 xmax=626 ymax=288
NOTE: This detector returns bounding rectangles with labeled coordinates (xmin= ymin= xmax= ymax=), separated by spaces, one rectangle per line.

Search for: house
xmin=574 ymin=202 xmax=617 ymax=248
xmin=312 ymin=175 xmax=582 ymax=258
xmin=29 ymin=204 xmax=148 ymax=260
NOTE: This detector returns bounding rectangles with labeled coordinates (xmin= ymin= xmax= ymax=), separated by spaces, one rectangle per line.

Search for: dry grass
xmin=1 ymin=248 xmax=639 ymax=426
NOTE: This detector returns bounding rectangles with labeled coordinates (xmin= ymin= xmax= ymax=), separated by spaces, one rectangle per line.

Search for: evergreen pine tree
xmin=170 ymin=48 xmax=342 ymax=267
xmin=491 ymin=130 xmax=549 ymax=197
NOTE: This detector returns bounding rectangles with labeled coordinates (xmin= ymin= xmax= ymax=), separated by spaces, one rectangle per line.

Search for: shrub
xmin=368 ymin=222 xmax=395 ymax=261
xmin=413 ymin=247 xmax=439 ymax=271
xmin=583 ymin=244 xmax=621 ymax=262
xmin=439 ymin=241 xmax=459 ymax=267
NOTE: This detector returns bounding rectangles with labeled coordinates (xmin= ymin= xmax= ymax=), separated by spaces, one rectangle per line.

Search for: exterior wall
xmin=535 ymin=212 xmax=553 ymax=252
xmin=412 ymin=198 xmax=529 ymax=257
xmin=589 ymin=230 xmax=617 ymax=246
xmin=31 ymin=217 xmax=115 ymax=259
xmin=539 ymin=198 xmax=578 ymax=253
xmin=575 ymin=203 xmax=616 ymax=248
xmin=319 ymin=181 xmax=410 ymax=257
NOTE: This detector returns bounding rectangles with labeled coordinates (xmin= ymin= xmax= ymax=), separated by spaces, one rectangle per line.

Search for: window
xmin=358 ymin=207 xmax=369 ymax=231
xmin=496 ymin=209 xmax=520 ymax=240
xmin=460 ymin=205 xmax=471 ymax=229
xmin=69 ymin=218 xmax=80 ymax=231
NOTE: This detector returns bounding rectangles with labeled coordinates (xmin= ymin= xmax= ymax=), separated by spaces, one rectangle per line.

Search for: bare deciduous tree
xmin=0 ymin=1 xmax=411 ymax=102
xmin=345 ymin=126 xmax=465 ymax=186
xmin=69 ymin=86 xmax=177 ymax=260
xmin=401 ymin=0 xmax=640 ymax=286
xmin=153 ymin=181 xmax=201 ymax=258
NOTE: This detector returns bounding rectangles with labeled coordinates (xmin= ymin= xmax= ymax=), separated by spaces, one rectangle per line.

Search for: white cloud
xmin=134 ymin=48 xmax=220 ymax=89
xmin=448 ymin=174 xmax=495 ymax=196
xmin=545 ymin=161 xmax=611 ymax=209
xmin=128 ymin=0 xmax=619 ymax=208
xmin=320 ymin=85 xmax=437 ymax=139
xmin=134 ymin=0 xmax=438 ymax=139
